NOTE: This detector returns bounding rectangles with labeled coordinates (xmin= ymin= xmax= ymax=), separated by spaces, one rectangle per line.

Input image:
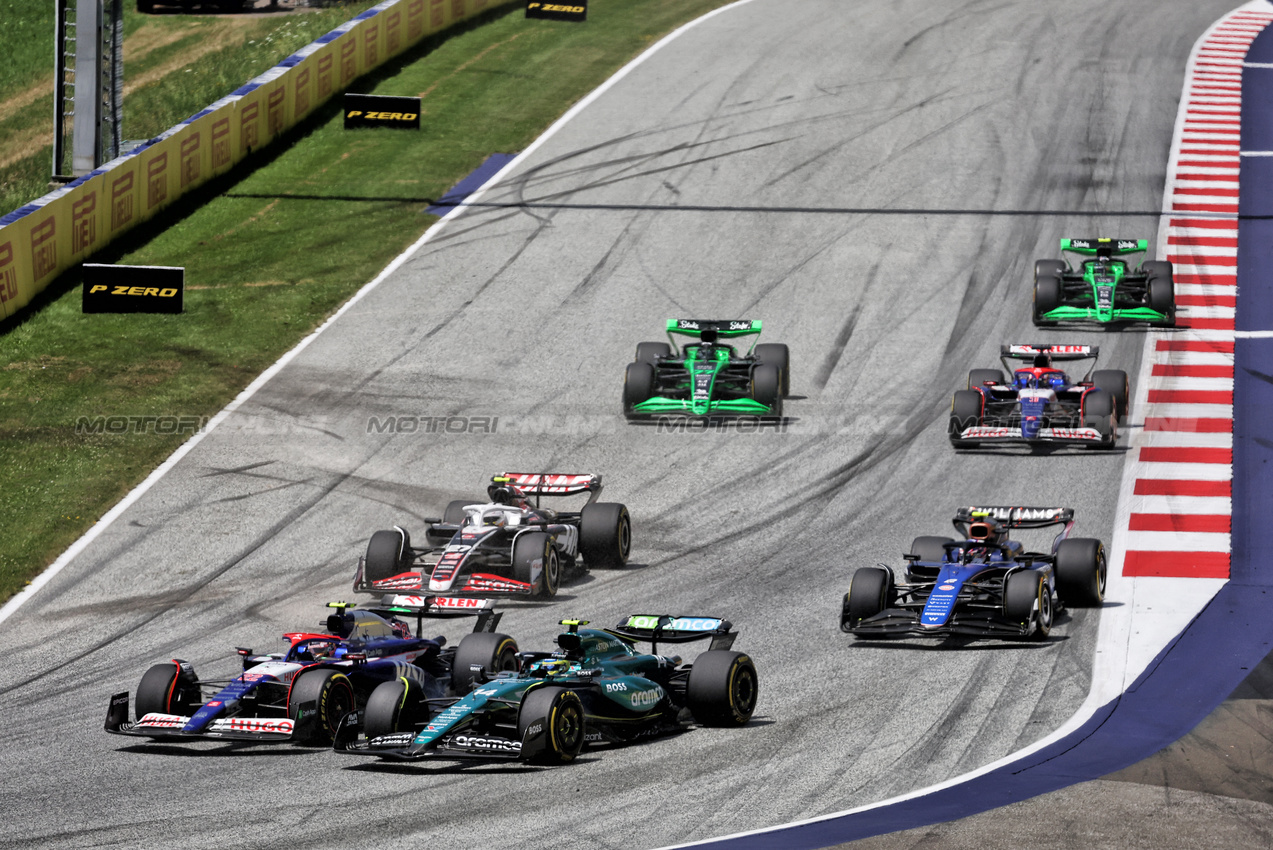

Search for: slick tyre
xmin=687 ymin=650 xmax=759 ymax=727
xmin=1083 ymin=391 xmax=1116 ymax=449
xmin=1033 ymin=274 xmax=1062 ymax=326
xmin=1035 ymin=259 xmax=1066 ymax=281
xmin=910 ymin=536 xmax=954 ymax=564
xmin=512 ymin=532 xmax=560 ymax=598
xmin=442 ymin=499 xmax=469 ymax=526
xmin=623 ymin=362 xmax=655 ymax=416
xmin=751 ymin=364 xmax=783 ymax=417
xmin=364 ymin=528 xmax=411 ymax=583
xmin=1148 ymin=273 xmax=1176 ymax=326
xmin=635 ymin=341 xmax=671 ymax=367
xmin=968 ymin=369 xmax=1004 ymax=389
xmin=754 ymin=344 xmax=791 ymax=396
xmin=288 ymin=669 xmax=356 ymax=745
xmin=452 ymin=632 xmax=520 ymax=696
xmin=949 ymin=390 xmax=983 ymax=447
xmin=364 ymin=677 xmax=427 ymax=740
xmin=1055 ymin=538 xmax=1107 ymax=608
xmin=1091 ymin=370 xmax=1129 ymax=421
xmin=518 ymin=686 xmax=585 ymax=764
xmin=1004 ymin=571 xmax=1052 ymax=641
xmin=579 ymin=502 xmax=631 ymax=568
xmin=843 ymin=567 xmax=894 ymax=630
xmin=136 ymin=662 xmax=199 ymax=718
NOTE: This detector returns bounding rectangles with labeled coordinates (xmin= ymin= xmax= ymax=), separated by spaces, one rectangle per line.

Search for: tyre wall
xmin=0 ymin=0 xmax=516 ymax=320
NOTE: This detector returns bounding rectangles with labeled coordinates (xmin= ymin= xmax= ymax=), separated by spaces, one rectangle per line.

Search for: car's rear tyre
xmin=288 ymin=669 xmax=356 ymax=745
xmin=1055 ymin=538 xmax=1107 ymax=607
xmin=364 ymin=677 xmax=427 ymax=741
xmin=687 ymin=650 xmax=759 ymax=727
xmin=1083 ymin=391 xmax=1116 ymax=448
xmin=1035 ymin=259 xmax=1066 ymax=281
xmin=967 ymin=368 xmax=1004 ymax=390
xmin=1033 ymin=274 xmax=1062 ymax=326
xmin=1148 ymin=273 xmax=1176 ymax=326
xmin=1091 ymin=370 xmax=1129 ymax=421
xmin=624 ymin=362 xmax=656 ymax=416
xmin=754 ymin=343 xmax=791 ymax=396
xmin=1003 ymin=571 xmax=1052 ymax=641
xmin=364 ymin=528 xmax=411 ymax=583
xmin=512 ymin=532 xmax=559 ymax=598
xmin=442 ymin=499 xmax=469 ymax=526
xmin=635 ymin=341 xmax=671 ymax=367
xmin=750 ymin=364 xmax=783 ymax=417
xmin=518 ymin=686 xmax=585 ymax=764
xmin=579 ymin=502 xmax=631 ymax=568
xmin=842 ymin=567 xmax=894 ymax=630
xmin=136 ymin=662 xmax=199 ymax=718
xmin=452 ymin=632 xmax=520 ymax=696
xmin=949 ymin=389 xmax=983 ymax=447
xmin=910 ymin=535 xmax=954 ymax=564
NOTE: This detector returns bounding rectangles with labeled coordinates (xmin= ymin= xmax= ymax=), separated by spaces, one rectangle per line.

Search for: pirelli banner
xmin=0 ymin=0 xmax=514 ymax=321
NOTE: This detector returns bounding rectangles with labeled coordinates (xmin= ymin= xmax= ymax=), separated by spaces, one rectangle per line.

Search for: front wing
xmin=1040 ymin=305 xmax=1172 ymax=325
xmin=842 ymin=607 xmax=1033 ymax=639
xmin=105 ymin=693 xmax=296 ymax=743
xmin=954 ymin=424 xmax=1110 ymax=445
xmin=629 ymin=396 xmax=775 ymax=417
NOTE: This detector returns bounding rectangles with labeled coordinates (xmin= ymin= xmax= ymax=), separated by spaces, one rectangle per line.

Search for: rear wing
xmin=1061 ymin=238 xmax=1147 ymax=257
xmin=952 ymin=506 xmax=1075 ymax=532
xmin=327 ymin=598 xmax=503 ymax=637
xmin=666 ymin=319 xmax=762 ymax=340
xmin=1000 ymin=343 xmax=1098 ymax=362
xmin=606 ymin=614 xmax=738 ymax=652
xmin=496 ymin=472 xmax=601 ymax=499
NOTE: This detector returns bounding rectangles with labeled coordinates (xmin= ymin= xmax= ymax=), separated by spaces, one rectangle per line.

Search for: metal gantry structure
xmin=54 ymin=0 xmax=124 ymax=181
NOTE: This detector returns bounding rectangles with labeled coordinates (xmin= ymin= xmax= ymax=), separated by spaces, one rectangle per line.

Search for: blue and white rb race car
xmin=840 ymin=506 xmax=1107 ymax=641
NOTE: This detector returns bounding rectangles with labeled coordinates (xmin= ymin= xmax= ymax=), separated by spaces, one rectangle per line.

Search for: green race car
xmin=622 ymin=320 xmax=790 ymax=419
xmin=1032 ymin=238 xmax=1175 ymax=327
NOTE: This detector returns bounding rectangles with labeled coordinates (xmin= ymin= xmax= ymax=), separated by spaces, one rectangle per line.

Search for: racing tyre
xmin=1033 ymin=274 xmax=1062 ymax=326
xmin=1083 ymin=391 xmax=1116 ymax=449
xmin=635 ymin=341 xmax=671 ymax=366
xmin=1035 ymin=259 xmax=1066 ymax=281
xmin=910 ymin=536 xmax=954 ymax=564
xmin=288 ymin=669 xmax=356 ymax=745
xmin=1091 ymin=370 xmax=1129 ymax=421
xmin=518 ymin=686 xmax=585 ymax=764
xmin=136 ymin=662 xmax=199 ymax=718
xmin=949 ymin=389 xmax=982 ymax=447
xmin=442 ymin=499 xmax=469 ymax=526
xmin=512 ymin=532 xmax=559 ymax=598
xmin=623 ymin=362 xmax=656 ymax=416
xmin=1003 ymin=571 xmax=1052 ymax=641
xmin=452 ymin=632 xmax=520 ymax=696
xmin=364 ymin=528 xmax=411 ymax=583
xmin=967 ymin=369 xmax=1004 ymax=390
xmin=364 ymin=677 xmax=428 ymax=740
xmin=1148 ymin=274 xmax=1176 ymax=326
xmin=754 ymin=344 xmax=791 ymax=396
xmin=687 ymin=650 xmax=759 ymax=727
xmin=1055 ymin=538 xmax=1107 ymax=607
xmin=579 ymin=502 xmax=631 ymax=568
xmin=842 ymin=567 xmax=894 ymax=630
xmin=751 ymin=364 xmax=783 ymax=418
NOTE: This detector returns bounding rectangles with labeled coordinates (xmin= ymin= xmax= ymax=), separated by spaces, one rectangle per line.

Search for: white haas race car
xmin=354 ymin=473 xmax=632 ymax=600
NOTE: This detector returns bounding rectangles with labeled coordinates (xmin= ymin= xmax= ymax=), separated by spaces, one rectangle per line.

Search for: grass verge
xmin=0 ymin=0 xmax=737 ymax=603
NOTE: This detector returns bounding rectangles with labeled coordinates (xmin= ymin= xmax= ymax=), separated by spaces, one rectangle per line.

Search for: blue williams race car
xmin=333 ymin=614 xmax=758 ymax=764
xmin=105 ymin=598 xmax=519 ymax=746
xmin=840 ymin=506 xmax=1106 ymax=641
xmin=949 ymin=344 xmax=1128 ymax=450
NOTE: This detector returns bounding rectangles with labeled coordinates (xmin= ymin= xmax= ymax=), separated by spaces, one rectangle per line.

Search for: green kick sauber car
xmin=622 ymin=319 xmax=790 ymax=419
xmin=1032 ymin=238 xmax=1176 ymax=327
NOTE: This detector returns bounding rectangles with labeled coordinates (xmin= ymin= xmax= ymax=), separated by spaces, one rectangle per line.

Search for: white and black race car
xmin=354 ymin=473 xmax=632 ymax=600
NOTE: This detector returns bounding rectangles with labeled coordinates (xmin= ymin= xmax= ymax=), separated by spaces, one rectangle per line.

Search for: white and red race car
xmin=354 ymin=473 xmax=632 ymax=600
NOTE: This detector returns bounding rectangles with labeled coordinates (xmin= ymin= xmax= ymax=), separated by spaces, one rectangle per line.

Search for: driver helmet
xmin=531 ymin=658 xmax=576 ymax=678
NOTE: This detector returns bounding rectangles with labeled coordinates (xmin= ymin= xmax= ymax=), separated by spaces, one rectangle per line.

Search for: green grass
xmin=0 ymin=0 xmax=736 ymax=603
xmin=0 ymin=2 xmax=381 ymax=216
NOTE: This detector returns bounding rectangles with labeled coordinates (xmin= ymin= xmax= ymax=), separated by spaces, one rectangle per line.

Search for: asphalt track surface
xmin=0 ymin=1 xmax=1254 ymax=848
